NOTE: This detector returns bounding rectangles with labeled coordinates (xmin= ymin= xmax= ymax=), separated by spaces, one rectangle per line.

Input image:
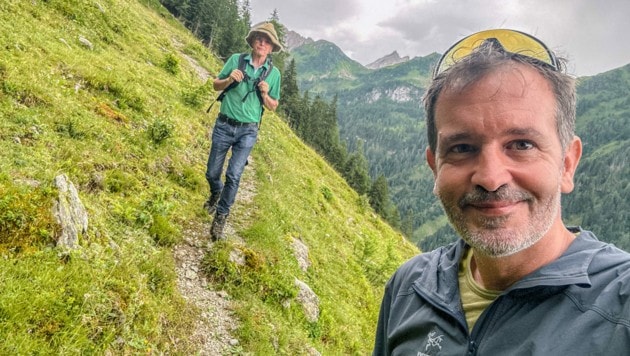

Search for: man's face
xmin=253 ymin=34 xmax=273 ymax=56
xmin=426 ymin=64 xmax=580 ymax=257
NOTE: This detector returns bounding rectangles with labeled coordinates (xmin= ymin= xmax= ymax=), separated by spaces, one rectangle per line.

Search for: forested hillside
xmin=564 ymin=64 xmax=630 ymax=250
xmin=291 ymin=42 xmax=451 ymax=241
xmin=292 ymin=40 xmax=368 ymax=91
xmin=291 ymin=39 xmax=630 ymax=252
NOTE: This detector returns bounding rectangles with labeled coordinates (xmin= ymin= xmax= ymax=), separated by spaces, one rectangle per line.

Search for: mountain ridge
xmin=285 ymin=29 xmax=314 ymax=51
xmin=288 ymin=31 xmax=630 ymax=251
xmin=288 ymin=29 xmax=414 ymax=71
xmin=366 ymin=50 xmax=410 ymax=69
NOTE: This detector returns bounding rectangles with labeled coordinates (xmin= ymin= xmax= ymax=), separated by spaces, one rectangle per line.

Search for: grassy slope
xmin=0 ymin=0 xmax=418 ymax=354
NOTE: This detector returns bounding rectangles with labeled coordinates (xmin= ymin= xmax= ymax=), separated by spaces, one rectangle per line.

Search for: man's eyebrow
xmin=440 ymin=128 xmax=544 ymax=143
xmin=504 ymin=127 xmax=545 ymax=138
xmin=437 ymin=127 xmax=546 ymax=150
xmin=438 ymin=132 xmax=474 ymax=148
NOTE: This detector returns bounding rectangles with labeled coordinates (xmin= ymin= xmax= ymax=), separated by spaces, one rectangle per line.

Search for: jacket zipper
xmin=412 ymin=283 xmax=469 ymax=331
xmin=468 ymin=295 xmax=507 ymax=355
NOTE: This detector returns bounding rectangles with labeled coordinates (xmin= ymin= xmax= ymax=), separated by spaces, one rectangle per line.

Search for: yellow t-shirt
xmin=458 ymin=248 xmax=501 ymax=332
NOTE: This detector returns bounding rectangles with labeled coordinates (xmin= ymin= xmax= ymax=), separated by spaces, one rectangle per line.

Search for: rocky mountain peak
xmin=366 ymin=50 xmax=410 ymax=69
xmin=285 ymin=30 xmax=314 ymax=51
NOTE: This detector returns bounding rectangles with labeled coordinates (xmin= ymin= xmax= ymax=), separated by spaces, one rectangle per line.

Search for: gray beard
xmin=440 ymin=184 xmax=561 ymax=258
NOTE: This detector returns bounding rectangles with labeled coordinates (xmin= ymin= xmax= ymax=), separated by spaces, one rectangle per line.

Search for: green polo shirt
xmin=217 ymin=53 xmax=281 ymax=123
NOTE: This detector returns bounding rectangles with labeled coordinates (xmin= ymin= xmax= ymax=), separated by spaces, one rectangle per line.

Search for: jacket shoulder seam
xmin=563 ymin=290 xmax=630 ymax=327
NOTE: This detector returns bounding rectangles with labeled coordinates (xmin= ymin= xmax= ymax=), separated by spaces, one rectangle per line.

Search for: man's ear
xmin=561 ymin=136 xmax=582 ymax=193
xmin=426 ymin=147 xmax=437 ymax=176
xmin=426 ymin=147 xmax=439 ymax=195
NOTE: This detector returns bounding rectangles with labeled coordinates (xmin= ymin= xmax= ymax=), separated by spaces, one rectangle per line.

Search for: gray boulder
xmin=52 ymin=174 xmax=88 ymax=249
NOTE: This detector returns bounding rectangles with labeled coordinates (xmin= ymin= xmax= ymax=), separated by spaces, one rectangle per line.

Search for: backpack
xmin=206 ymin=53 xmax=274 ymax=118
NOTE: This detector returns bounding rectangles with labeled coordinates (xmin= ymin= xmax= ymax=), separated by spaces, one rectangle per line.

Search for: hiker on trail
xmin=373 ymin=29 xmax=630 ymax=355
xmin=204 ymin=21 xmax=282 ymax=241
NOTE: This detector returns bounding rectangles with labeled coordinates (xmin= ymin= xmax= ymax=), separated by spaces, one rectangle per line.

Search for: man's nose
xmin=470 ymin=146 xmax=511 ymax=192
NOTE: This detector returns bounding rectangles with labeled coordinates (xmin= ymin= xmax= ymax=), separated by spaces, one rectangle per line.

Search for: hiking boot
xmin=203 ymin=193 xmax=221 ymax=215
xmin=211 ymin=213 xmax=228 ymax=241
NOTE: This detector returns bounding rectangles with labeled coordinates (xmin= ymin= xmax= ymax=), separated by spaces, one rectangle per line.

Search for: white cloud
xmin=251 ymin=0 xmax=630 ymax=76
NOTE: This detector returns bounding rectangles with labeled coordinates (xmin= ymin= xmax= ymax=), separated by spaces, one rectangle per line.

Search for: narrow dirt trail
xmin=172 ymin=49 xmax=259 ymax=354
xmin=173 ymin=224 xmax=237 ymax=354
xmin=173 ymin=162 xmax=257 ymax=354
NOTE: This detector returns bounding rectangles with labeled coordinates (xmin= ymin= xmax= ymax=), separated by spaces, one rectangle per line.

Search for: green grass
xmin=0 ymin=0 xmax=418 ymax=353
xmin=201 ymin=118 xmax=417 ymax=354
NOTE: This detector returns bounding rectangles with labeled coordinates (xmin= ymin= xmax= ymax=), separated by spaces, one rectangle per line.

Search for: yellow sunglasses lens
xmin=434 ymin=29 xmax=558 ymax=77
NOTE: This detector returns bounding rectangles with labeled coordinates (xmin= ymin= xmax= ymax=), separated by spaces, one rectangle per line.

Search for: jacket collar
xmin=508 ymin=228 xmax=600 ymax=291
xmin=412 ymin=228 xmax=605 ymax=303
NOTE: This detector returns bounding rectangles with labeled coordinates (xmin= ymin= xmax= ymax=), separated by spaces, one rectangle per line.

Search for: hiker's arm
xmin=260 ymin=92 xmax=278 ymax=111
xmin=258 ymin=81 xmax=278 ymax=111
xmin=213 ymin=69 xmax=244 ymax=91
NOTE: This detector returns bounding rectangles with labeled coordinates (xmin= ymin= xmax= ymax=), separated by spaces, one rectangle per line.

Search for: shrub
xmin=105 ymin=169 xmax=137 ymax=193
xmin=0 ymin=181 xmax=57 ymax=253
xmin=320 ymin=185 xmax=333 ymax=201
xmin=169 ymin=166 xmax=203 ymax=191
xmin=148 ymin=214 xmax=179 ymax=247
xmin=162 ymin=53 xmax=179 ymax=75
xmin=55 ymin=119 xmax=86 ymax=139
xmin=182 ymin=83 xmax=212 ymax=109
xmin=147 ymin=118 xmax=173 ymax=145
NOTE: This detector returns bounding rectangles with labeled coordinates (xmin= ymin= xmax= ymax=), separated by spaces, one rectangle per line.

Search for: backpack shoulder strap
xmin=207 ymin=54 xmax=247 ymax=113
xmin=253 ymin=57 xmax=274 ymax=124
xmin=237 ymin=53 xmax=248 ymax=72
xmin=215 ymin=53 xmax=247 ymax=102
xmin=259 ymin=57 xmax=273 ymax=82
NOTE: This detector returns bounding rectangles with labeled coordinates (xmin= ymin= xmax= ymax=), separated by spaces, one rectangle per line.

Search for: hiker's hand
xmin=229 ymin=69 xmax=244 ymax=83
xmin=258 ymin=81 xmax=269 ymax=96
xmin=258 ymin=80 xmax=278 ymax=111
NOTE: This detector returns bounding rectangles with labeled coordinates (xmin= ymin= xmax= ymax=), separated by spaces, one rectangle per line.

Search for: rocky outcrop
xmin=52 ymin=174 xmax=88 ymax=249
xmin=294 ymin=278 xmax=320 ymax=323
xmin=365 ymin=85 xmax=418 ymax=103
xmin=285 ymin=30 xmax=314 ymax=51
xmin=366 ymin=50 xmax=410 ymax=69
xmin=290 ymin=237 xmax=310 ymax=272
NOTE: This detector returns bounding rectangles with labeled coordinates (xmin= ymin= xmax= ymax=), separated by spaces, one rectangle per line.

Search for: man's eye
xmin=450 ymin=144 xmax=475 ymax=153
xmin=509 ymin=141 xmax=534 ymax=150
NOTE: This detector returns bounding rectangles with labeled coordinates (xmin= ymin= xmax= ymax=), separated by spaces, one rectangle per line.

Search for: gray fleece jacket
xmin=373 ymin=228 xmax=630 ymax=355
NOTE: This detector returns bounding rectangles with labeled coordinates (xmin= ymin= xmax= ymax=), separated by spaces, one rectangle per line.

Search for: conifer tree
xmin=386 ymin=205 xmax=401 ymax=229
xmin=280 ymin=59 xmax=301 ymax=128
xmin=281 ymin=59 xmax=299 ymax=99
xmin=369 ymin=174 xmax=389 ymax=215
xmin=307 ymin=95 xmax=331 ymax=154
xmin=400 ymin=211 xmax=414 ymax=237
xmin=344 ymin=141 xmax=370 ymax=195
xmin=264 ymin=10 xmax=288 ymax=73
xmin=295 ymin=91 xmax=311 ymax=136
xmin=159 ymin=0 xmax=249 ymax=58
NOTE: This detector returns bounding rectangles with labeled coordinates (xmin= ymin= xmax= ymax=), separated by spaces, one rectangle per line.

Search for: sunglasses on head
xmin=433 ymin=29 xmax=559 ymax=78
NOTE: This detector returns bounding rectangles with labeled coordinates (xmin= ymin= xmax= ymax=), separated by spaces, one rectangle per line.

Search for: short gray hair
xmin=423 ymin=46 xmax=576 ymax=153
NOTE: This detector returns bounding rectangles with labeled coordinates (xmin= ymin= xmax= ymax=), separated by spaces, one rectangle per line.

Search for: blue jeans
xmin=205 ymin=119 xmax=259 ymax=216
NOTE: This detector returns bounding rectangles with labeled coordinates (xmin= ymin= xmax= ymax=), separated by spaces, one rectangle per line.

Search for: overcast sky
xmin=250 ymin=0 xmax=630 ymax=77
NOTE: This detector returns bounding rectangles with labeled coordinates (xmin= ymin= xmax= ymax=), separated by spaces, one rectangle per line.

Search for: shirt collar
xmin=245 ymin=53 xmax=270 ymax=70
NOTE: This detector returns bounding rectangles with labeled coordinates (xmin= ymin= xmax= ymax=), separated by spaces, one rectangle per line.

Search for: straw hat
xmin=246 ymin=22 xmax=283 ymax=53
